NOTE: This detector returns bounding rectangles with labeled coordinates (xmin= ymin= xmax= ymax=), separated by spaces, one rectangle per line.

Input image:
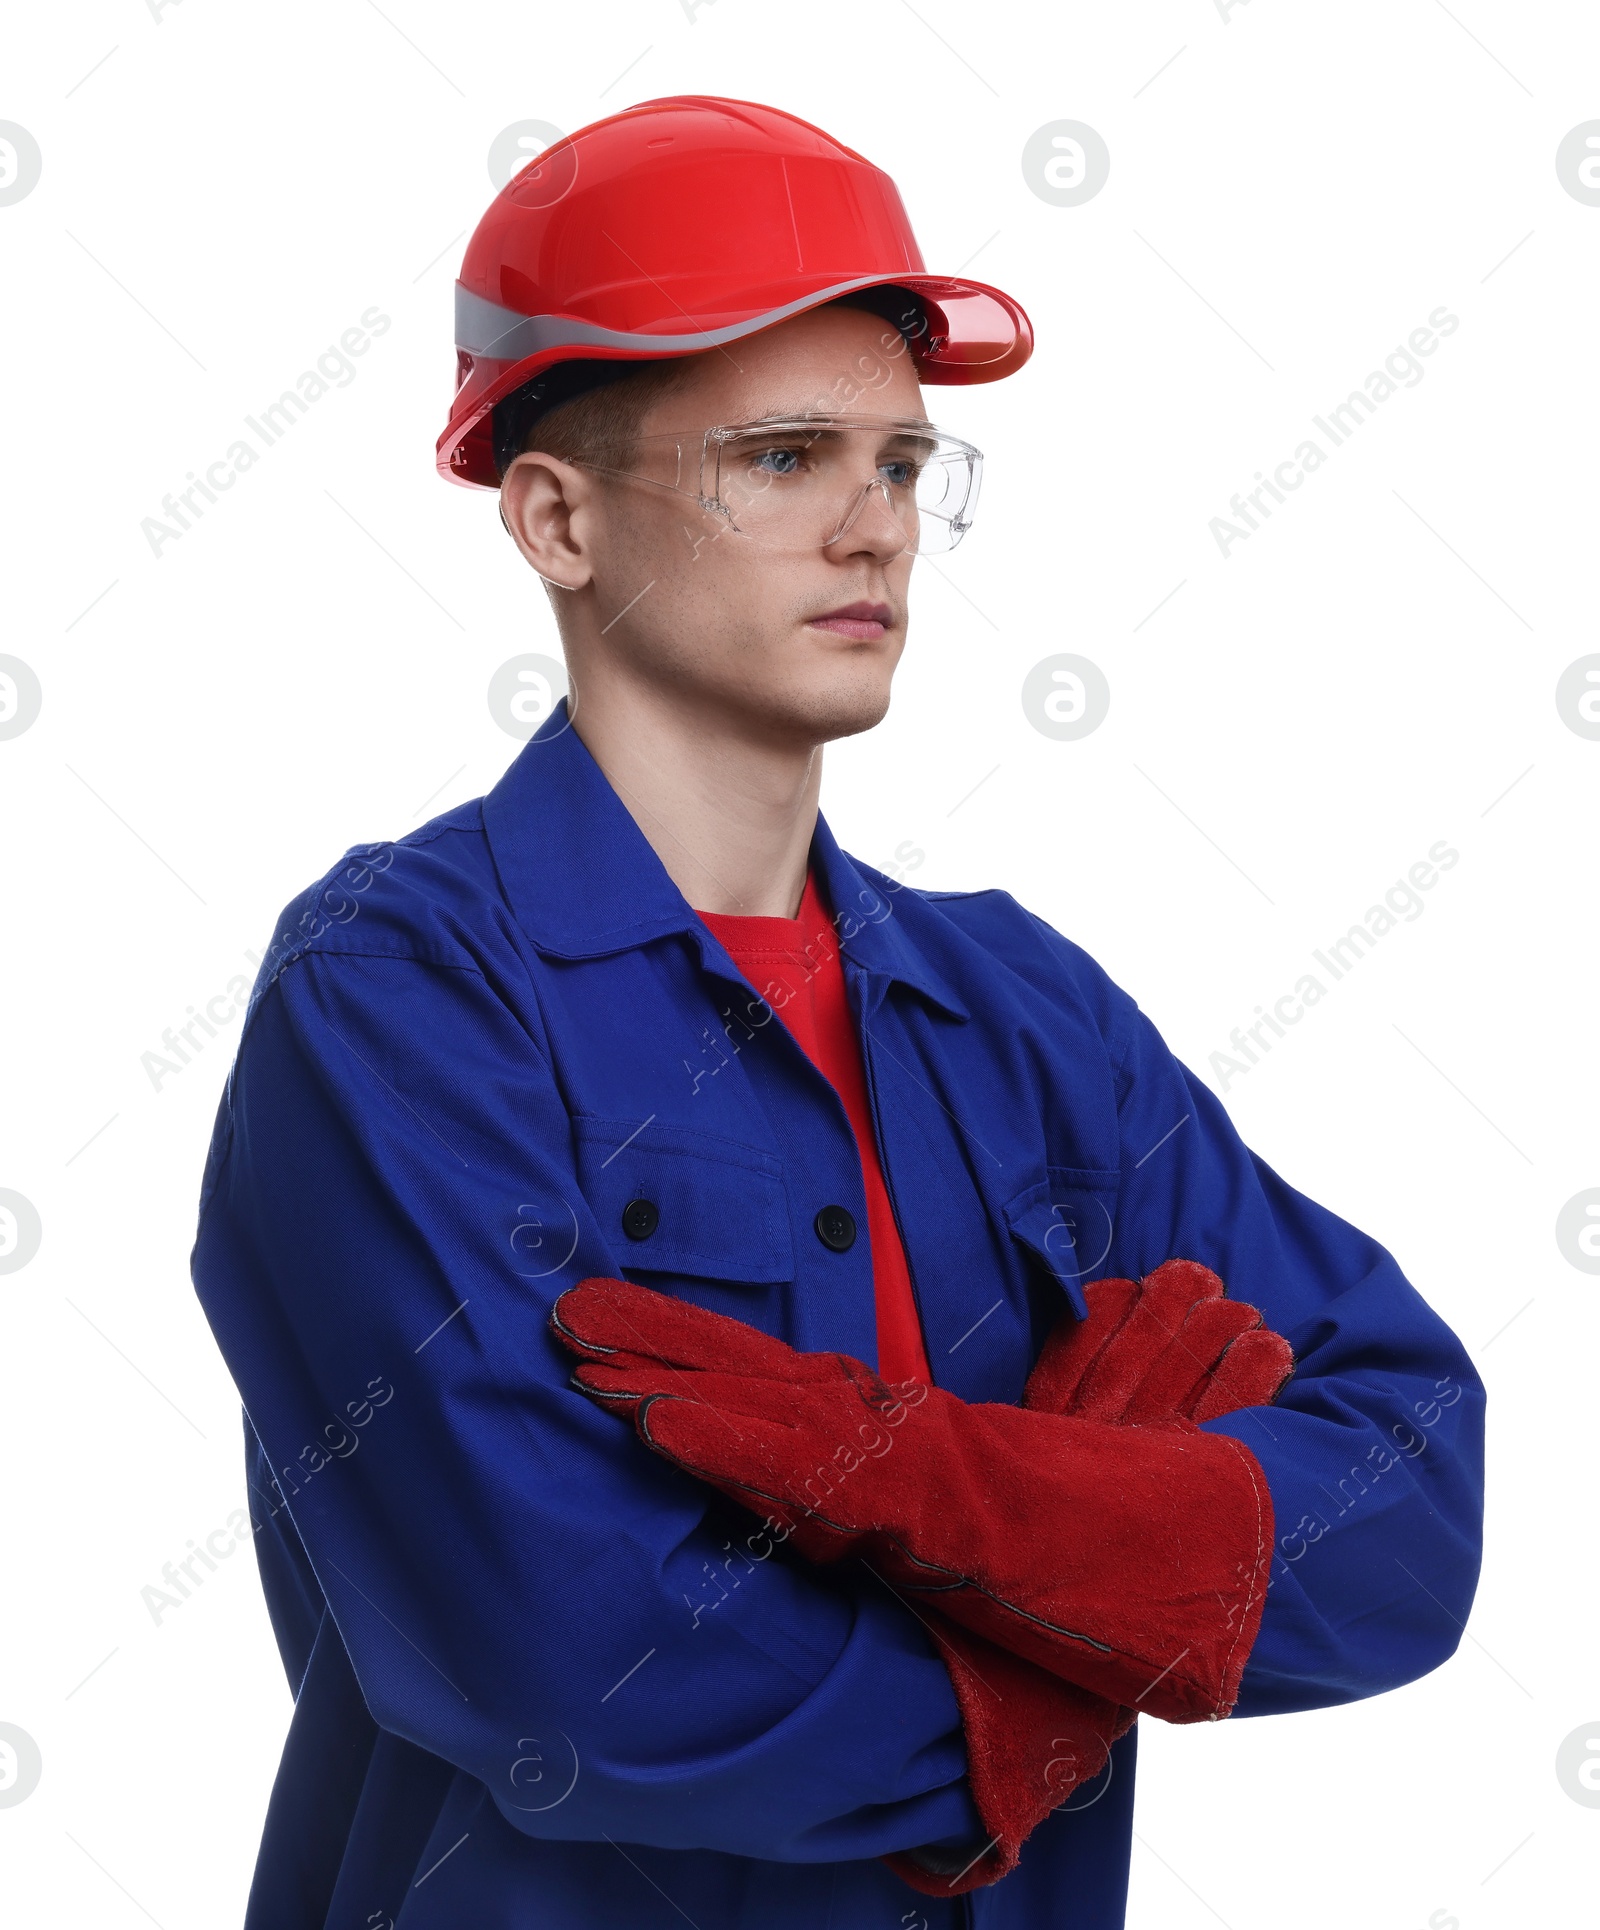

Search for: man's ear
xmin=498 ymin=452 xmax=595 ymax=592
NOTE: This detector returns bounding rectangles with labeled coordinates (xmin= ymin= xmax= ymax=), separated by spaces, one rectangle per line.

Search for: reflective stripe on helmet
xmin=455 ymin=276 xmax=920 ymax=365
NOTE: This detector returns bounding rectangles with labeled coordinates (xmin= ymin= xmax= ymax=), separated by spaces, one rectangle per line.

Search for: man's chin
xmin=763 ymin=679 xmax=893 ymax=746
xmin=766 ymin=632 xmax=901 ymax=743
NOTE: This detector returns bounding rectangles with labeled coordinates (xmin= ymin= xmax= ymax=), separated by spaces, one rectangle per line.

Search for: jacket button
xmin=622 ymin=1198 xmax=660 ymax=1241
xmin=814 ymin=1205 xmax=856 ymax=1252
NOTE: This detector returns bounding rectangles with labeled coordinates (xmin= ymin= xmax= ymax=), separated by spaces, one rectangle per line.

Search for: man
xmin=192 ymin=97 xmax=1484 ymax=1929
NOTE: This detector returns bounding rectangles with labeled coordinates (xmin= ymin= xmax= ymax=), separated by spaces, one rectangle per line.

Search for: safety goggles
xmin=570 ymin=413 xmax=983 ymax=557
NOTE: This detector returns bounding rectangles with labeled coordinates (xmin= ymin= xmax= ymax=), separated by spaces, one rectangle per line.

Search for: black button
xmin=814 ymin=1205 xmax=856 ymax=1252
xmin=621 ymin=1198 xmax=660 ymax=1241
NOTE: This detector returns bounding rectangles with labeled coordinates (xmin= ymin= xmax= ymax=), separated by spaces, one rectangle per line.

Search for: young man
xmin=192 ymin=98 xmax=1484 ymax=1929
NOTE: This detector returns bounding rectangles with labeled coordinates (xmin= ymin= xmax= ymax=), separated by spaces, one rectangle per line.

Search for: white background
xmin=2 ymin=2 xmax=1597 ymax=1925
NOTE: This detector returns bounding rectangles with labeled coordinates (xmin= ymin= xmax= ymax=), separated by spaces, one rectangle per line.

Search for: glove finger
xmin=574 ymin=1359 xmax=832 ymax=1429
xmin=1181 ymin=1296 xmax=1264 ymax=1354
xmin=587 ymin=1341 xmax=897 ymax=1410
xmin=639 ymin=1390 xmax=884 ymax=1535
xmin=621 ymin=1393 xmax=845 ymax=1553
xmin=551 ymin=1278 xmax=807 ymax=1377
xmin=1022 ymin=1277 xmax=1140 ymax=1415
xmin=1135 ymin=1257 xmax=1228 ymax=1319
xmin=1119 ymin=1300 xmax=1263 ymax=1424
xmin=637 ymin=1396 xmax=802 ymax=1511
xmin=1070 ymin=1264 xmax=1221 ymax=1420
xmin=1189 ymin=1328 xmax=1295 ymax=1422
xmin=574 ymin=1358 xmax=747 ymax=1409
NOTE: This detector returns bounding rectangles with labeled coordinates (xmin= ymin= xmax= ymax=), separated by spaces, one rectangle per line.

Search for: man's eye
xmin=750 ymin=446 xmax=802 ymax=476
xmin=880 ymin=459 xmax=918 ymax=487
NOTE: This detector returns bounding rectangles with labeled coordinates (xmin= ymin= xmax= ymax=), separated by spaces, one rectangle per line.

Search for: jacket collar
xmin=482 ymin=702 xmax=969 ymax=1022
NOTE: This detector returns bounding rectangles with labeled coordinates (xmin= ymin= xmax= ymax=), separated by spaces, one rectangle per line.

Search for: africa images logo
xmin=1208 ymin=840 xmax=1459 ymax=1090
xmin=1208 ymin=307 xmax=1460 ymax=558
xmin=140 ymin=307 xmax=392 ymax=558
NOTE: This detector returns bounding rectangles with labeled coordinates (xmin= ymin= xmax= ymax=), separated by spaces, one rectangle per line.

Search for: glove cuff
xmin=882 ymin=1613 xmax=1135 ymax=1896
xmin=878 ymin=1417 xmax=1277 ymax=1725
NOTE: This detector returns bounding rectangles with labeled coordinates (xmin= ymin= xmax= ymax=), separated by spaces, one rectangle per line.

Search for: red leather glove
xmin=551 ymin=1281 xmax=1275 ymax=1726
xmin=1025 ymin=1257 xmax=1294 ymax=1425
xmin=553 ymin=1264 xmax=1293 ymax=1894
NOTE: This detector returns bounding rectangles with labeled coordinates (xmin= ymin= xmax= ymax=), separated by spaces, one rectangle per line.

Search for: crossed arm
xmin=193 ymin=945 xmax=1485 ymax=1880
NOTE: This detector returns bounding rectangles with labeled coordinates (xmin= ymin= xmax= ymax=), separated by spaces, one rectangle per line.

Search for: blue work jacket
xmin=192 ymin=703 xmax=1485 ymax=1929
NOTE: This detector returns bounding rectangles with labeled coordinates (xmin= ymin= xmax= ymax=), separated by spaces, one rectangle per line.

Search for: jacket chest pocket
xmin=572 ymin=1117 xmax=795 ymax=1288
xmin=1002 ymin=1166 xmax=1121 ymax=1322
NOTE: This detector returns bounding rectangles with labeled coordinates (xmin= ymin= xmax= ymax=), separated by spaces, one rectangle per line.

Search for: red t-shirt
xmin=698 ymin=873 xmax=933 ymax=1388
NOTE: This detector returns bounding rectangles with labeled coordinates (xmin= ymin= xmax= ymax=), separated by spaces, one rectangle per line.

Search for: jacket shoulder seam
xmin=264 ymin=940 xmax=484 ymax=986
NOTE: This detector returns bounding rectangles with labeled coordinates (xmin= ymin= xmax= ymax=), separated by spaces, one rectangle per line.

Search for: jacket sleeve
xmin=191 ymin=946 xmax=982 ymax=1861
xmin=1099 ymin=997 xmax=1486 ymax=1715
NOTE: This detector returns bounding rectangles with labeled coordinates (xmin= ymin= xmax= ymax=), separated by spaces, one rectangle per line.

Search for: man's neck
xmin=570 ymin=681 xmax=820 ymax=917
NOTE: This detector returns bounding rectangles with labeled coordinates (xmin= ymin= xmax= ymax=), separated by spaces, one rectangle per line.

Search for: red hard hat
xmin=438 ymin=95 xmax=1033 ymax=489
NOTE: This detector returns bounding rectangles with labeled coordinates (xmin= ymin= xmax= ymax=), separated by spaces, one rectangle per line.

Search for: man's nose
xmin=822 ymin=476 xmax=914 ymax=561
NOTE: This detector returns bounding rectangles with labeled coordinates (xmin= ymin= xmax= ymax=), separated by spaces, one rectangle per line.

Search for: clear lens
xmin=575 ymin=415 xmax=982 ymax=556
xmin=708 ymin=417 xmax=981 ymax=556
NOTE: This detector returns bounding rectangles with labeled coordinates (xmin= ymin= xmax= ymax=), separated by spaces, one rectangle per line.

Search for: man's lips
xmin=806 ymin=600 xmax=894 ymax=640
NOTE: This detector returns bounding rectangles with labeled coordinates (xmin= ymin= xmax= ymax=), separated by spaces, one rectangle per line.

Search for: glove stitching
xmin=549 ymin=1302 xmax=618 ymax=1355
xmin=1212 ymin=1433 xmax=1271 ymax=1715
